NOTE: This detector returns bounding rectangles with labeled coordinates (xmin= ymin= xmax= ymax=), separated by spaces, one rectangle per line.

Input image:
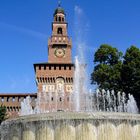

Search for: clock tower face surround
xmin=54 ymin=48 xmax=65 ymax=58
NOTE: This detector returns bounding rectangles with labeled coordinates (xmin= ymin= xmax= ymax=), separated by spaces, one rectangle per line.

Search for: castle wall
xmin=34 ymin=64 xmax=74 ymax=92
xmin=0 ymin=94 xmax=37 ymax=118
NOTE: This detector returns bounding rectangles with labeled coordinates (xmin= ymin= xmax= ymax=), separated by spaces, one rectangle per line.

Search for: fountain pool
xmin=0 ymin=112 xmax=140 ymax=140
xmin=1 ymin=57 xmax=140 ymax=140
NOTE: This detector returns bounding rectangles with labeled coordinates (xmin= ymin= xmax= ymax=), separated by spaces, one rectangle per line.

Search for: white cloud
xmin=0 ymin=21 xmax=47 ymax=39
xmin=74 ymin=6 xmax=83 ymax=15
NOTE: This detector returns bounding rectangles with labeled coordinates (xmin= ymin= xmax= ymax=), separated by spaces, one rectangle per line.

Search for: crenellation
xmin=18 ymin=97 xmax=21 ymax=102
xmin=15 ymin=97 xmax=18 ymax=102
xmin=38 ymin=66 xmax=41 ymax=70
xmin=44 ymin=65 xmax=46 ymax=70
xmin=0 ymin=94 xmax=37 ymax=117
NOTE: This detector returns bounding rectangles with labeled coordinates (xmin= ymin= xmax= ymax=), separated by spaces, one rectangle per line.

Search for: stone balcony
xmin=48 ymin=36 xmax=72 ymax=46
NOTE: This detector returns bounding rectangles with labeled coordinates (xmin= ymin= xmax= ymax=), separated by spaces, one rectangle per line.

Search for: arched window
xmin=62 ymin=17 xmax=64 ymax=22
xmin=57 ymin=27 xmax=63 ymax=34
xmin=51 ymin=77 xmax=52 ymax=83
xmin=69 ymin=78 xmax=70 ymax=83
xmin=45 ymin=78 xmax=47 ymax=83
xmin=42 ymin=77 xmax=44 ymax=82
xmin=59 ymin=17 xmax=61 ymax=22
xmin=55 ymin=17 xmax=57 ymax=21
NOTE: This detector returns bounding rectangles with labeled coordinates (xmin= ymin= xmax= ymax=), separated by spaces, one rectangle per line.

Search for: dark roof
xmin=33 ymin=63 xmax=75 ymax=71
xmin=54 ymin=7 xmax=65 ymax=16
xmin=34 ymin=62 xmax=74 ymax=65
xmin=0 ymin=93 xmax=37 ymax=97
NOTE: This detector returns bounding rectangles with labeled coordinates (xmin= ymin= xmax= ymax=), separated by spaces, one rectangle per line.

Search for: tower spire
xmin=58 ymin=0 xmax=61 ymax=7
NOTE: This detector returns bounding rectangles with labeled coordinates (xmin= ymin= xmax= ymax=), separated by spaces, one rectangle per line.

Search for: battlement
xmin=0 ymin=93 xmax=37 ymax=118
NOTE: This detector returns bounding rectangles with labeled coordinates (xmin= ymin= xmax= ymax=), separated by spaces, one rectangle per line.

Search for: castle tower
xmin=34 ymin=4 xmax=74 ymax=112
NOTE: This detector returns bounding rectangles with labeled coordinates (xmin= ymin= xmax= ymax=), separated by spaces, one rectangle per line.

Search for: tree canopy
xmin=0 ymin=105 xmax=7 ymax=124
xmin=91 ymin=45 xmax=140 ymax=109
xmin=91 ymin=44 xmax=123 ymax=91
xmin=121 ymin=46 xmax=140 ymax=107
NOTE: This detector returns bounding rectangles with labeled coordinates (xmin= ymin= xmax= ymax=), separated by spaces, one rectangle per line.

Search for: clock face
xmin=54 ymin=48 xmax=65 ymax=58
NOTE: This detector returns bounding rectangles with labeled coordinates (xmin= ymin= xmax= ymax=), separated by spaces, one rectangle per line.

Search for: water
xmin=3 ymin=57 xmax=140 ymax=138
xmin=21 ymin=96 xmax=34 ymax=115
xmin=72 ymin=57 xmax=139 ymax=114
xmin=127 ymin=94 xmax=139 ymax=113
xmin=73 ymin=56 xmax=81 ymax=112
xmin=1 ymin=112 xmax=140 ymax=140
xmin=20 ymin=56 xmax=139 ymax=115
xmin=84 ymin=89 xmax=138 ymax=113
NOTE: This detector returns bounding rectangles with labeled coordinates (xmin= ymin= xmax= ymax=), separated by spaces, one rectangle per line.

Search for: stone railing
xmin=48 ymin=36 xmax=72 ymax=46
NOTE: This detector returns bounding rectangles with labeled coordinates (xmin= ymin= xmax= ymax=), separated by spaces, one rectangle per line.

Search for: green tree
xmin=0 ymin=105 xmax=7 ymax=124
xmin=121 ymin=46 xmax=140 ymax=107
xmin=91 ymin=44 xmax=123 ymax=91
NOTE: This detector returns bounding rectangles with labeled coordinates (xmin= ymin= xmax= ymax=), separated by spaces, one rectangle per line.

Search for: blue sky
xmin=0 ymin=0 xmax=140 ymax=93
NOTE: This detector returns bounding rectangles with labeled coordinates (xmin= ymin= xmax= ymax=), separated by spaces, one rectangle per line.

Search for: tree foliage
xmin=0 ymin=105 xmax=7 ymax=124
xmin=91 ymin=44 xmax=123 ymax=91
xmin=91 ymin=45 xmax=140 ymax=108
xmin=121 ymin=46 xmax=140 ymax=106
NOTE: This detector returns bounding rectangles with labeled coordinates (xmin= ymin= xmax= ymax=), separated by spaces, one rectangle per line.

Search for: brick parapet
xmin=0 ymin=93 xmax=37 ymax=118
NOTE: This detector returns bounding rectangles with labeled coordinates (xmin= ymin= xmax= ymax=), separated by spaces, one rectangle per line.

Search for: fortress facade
xmin=0 ymin=4 xmax=74 ymax=118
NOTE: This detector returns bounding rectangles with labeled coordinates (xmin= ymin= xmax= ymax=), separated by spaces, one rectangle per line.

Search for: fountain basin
xmin=0 ymin=112 xmax=140 ymax=140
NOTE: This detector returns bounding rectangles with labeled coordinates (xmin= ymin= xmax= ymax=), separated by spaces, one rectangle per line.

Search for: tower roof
xmin=54 ymin=1 xmax=65 ymax=16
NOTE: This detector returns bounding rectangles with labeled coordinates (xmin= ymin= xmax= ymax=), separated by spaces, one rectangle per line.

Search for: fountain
xmin=0 ymin=56 xmax=140 ymax=140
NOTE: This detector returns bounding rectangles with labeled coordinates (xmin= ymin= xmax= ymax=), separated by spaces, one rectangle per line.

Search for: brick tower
xmin=34 ymin=4 xmax=74 ymax=111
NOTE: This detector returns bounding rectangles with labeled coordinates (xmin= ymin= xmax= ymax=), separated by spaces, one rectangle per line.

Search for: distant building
xmin=0 ymin=4 xmax=74 ymax=118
